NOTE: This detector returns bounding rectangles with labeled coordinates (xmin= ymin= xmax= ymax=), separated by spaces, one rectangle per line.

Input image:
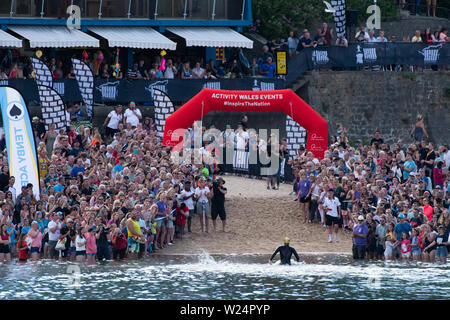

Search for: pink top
xmin=401 ymin=240 xmax=411 ymax=254
xmin=28 ymin=229 xmax=42 ymax=248
xmin=85 ymin=232 xmax=97 ymax=254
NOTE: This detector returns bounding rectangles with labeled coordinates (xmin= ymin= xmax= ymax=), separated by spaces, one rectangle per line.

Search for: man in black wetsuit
xmin=269 ymin=237 xmax=300 ymax=265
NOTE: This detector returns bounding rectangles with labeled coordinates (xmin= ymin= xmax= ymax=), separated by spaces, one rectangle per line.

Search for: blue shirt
xmin=6 ymin=227 xmax=15 ymax=244
xmin=394 ymin=222 xmax=412 ymax=241
xmin=69 ymin=148 xmax=83 ymax=157
xmin=260 ymin=62 xmax=276 ymax=78
xmin=353 ymin=223 xmax=368 ymax=245
xmin=403 ymin=160 xmax=416 ymax=180
xmin=54 ymin=184 xmax=64 ymax=193
xmin=156 ymin=201 xmax=168 ymax=214
xmin=113 ymin=164 xmax=123 ymax=177
xmin=71 ymin=166 xmax=85 ymax=178
xmin=20 ymin=226 xmax=30 ymax=235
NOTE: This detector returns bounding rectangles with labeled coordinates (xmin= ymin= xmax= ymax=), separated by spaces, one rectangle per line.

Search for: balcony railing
xmin=0 ymin=0 xmax=246 ymax=20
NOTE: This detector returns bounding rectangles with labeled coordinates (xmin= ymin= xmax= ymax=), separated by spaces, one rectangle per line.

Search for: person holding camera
xmin=111 ymin=227 xmax=127 ymax=260
xmin=211 ymin=178 xmax=227 ymax=232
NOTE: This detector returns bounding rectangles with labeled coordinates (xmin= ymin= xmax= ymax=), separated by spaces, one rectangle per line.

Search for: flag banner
xmin=331 ymin=0 xmax=346 ymax=38
xmin=152 ymin=89 xmax=175 ymax=138
xmin=30 ymin=57 xmax=67 ymax=130
xmin=0 ymin=86 xmax=40 ymax=199
xmin=71 ymin=58 xmax=94 ymax=118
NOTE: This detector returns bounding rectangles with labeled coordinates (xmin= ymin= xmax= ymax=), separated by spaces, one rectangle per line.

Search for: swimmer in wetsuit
xmin=269 ymin=237 xmax=300 ymax=265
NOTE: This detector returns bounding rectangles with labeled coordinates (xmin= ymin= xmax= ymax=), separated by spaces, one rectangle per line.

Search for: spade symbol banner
xmin=30 ymin=57 xmax=67 ymax=130
xmin=9 ymin=104 xmax=22 ymax=118
xmin=0 ymin=86 xmax=40 ymax=200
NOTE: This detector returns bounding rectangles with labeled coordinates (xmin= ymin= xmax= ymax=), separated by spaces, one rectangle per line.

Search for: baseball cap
xmin=67 ymin=218 xmax=73 ymax=223
xmin=57 ymin=211 xmax=63 ymax=216
xmin=358 ymin=215 xmax=365 ymax=221
xmin=398 ymin=213 xmax=405 ymax=219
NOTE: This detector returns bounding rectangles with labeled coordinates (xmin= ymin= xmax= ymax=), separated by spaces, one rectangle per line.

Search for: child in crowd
xmin=400 ymin=232 xmax=412 ymax=261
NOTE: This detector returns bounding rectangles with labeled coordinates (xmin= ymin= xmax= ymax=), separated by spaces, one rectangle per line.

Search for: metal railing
xmin=1 ymin=0 xmax=247 ymax=20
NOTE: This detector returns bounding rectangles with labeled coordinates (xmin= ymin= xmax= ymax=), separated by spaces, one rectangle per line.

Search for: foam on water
xmin=0 ymin=253 xmax=449 ymax=300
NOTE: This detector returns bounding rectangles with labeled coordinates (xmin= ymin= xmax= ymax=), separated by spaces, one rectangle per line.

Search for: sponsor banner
xmin=276 ymin=51 xmax=288 ymax=75
xmin=286 ymin=42 xmax=450 ymax=85
xmin=3 ymin=78 xmax=284 ymax=104
xmin=0 ymin=86 xmax=40 ymax=199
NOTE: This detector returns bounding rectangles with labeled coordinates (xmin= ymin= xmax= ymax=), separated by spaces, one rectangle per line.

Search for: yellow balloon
xmin=36 ymin=50 xmax=42 ymax=59
xmin=160 ymin=50 xmax=167 ymax=57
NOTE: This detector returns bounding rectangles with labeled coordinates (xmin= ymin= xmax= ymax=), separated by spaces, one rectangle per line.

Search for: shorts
xmin=211 ymin=203 xmax=226 ymax=221
xmin=376 ymin=243 xmax=385 ymax=256
xmin=30 ymin=247 xmax=40 ymax=254
xmin=412 ymin=247 xmax=422 ymax=255
xmin=436 ymin=246 xmax=448 ymax=258
xmin=426 ymin=0 xmax=436 ymax=6
xmin=197 ymin=201 xmax=210 ymax=215
xmin=139 ymin=243 xmax=145 ymax=253
xmin=425 ymin=245 xmax=437 ymax=254
xmin=300 ymin=196 xmax=310 ymax=203
xmin=353 ymin=244 xmax=366 ymax=260
xmin=401 ymin=252 xmax=411 ymax=259
xmin=384 ymin=241 xmax=394 ymax=256
xmin=87 ymin=253 xmax=96 ymax=256
xmin=127 ymin=237 xmax=140 ymax=253
xmin=167 ymin=220 xmax=174 ymax=229
xmin=325 ymin=215 xmax=339 ymax=226
xmin=48 ymin=240 xmax=58 ymax=257
xmin=0 ymin=244 xmax=10 ymax=254
xmin=155 ymin=215 xmax=166 ymax=228
xmin=189 ymin=209 xmax=195 ymax=218
xmin=75 ymin=250 xmax=86 ymax=256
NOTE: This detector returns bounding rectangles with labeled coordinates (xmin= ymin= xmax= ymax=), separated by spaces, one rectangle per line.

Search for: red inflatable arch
xmin=163 ymin=89 xmax=328 ymax=159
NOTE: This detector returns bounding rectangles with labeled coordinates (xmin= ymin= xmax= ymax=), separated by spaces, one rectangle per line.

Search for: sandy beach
xmin=158 ymin=175 xmax=352 ymax=255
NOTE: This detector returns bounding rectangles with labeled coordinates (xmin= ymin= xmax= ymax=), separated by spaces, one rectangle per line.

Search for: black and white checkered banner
xmin=30 ymin=57 xmax=66 ymax=130
xmin=71 ymin=58 xmax=94 ymax=118
xmin=37 ymin=84 xmax=67 ymax=131
xmin=152 ymin=88 xmax=175 ymax=138
xmin=331 ymin=0 xmax=346 ymax=38
xmin=286 ymin=115 xmax=307 ymax=158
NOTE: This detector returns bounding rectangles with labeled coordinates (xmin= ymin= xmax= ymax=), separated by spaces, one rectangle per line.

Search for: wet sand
xmin=158 ymin=175 xmax=352 ymax=255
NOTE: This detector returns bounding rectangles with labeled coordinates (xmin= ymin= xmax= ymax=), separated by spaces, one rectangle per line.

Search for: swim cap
xmin=284 ymin=237 xmax=290 ymax=244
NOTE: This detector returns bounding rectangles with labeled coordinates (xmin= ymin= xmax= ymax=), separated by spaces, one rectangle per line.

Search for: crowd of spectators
xmin=0 ymin=102 xmax=228 ymax=263
xmin=290 ymin=121 xmax=449 ymax=262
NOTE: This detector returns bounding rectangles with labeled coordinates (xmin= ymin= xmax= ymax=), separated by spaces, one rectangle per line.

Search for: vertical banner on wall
xmin=331 ymin=0 xmax=346 ymax=38
xmin=71 ymin=58 xmax=94 ymax=118
xmin=0 ymin=87 xmax=40 ymax=199
xmin=276 ymin=51 xmax=288 ymax=75
xmin=30 ymin=57 xmax=67 ymax=131
xmin=216 ymin=47 xmax=225 ymax=61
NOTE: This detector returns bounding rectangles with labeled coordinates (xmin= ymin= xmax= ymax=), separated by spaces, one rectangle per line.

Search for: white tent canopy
xmin=0 ymin=29 xmax=22 ymax=48
xmin=166 ymin=27 xmax=253 ymax=48
xmin=89 ymin=27 xmax=177 ymax=50
xmin=8 ymin=26 xmax=99 ymax=48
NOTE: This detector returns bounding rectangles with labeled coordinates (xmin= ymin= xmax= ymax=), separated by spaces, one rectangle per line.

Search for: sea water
xmin=0 ymin=253 xmax=448 ymax=300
